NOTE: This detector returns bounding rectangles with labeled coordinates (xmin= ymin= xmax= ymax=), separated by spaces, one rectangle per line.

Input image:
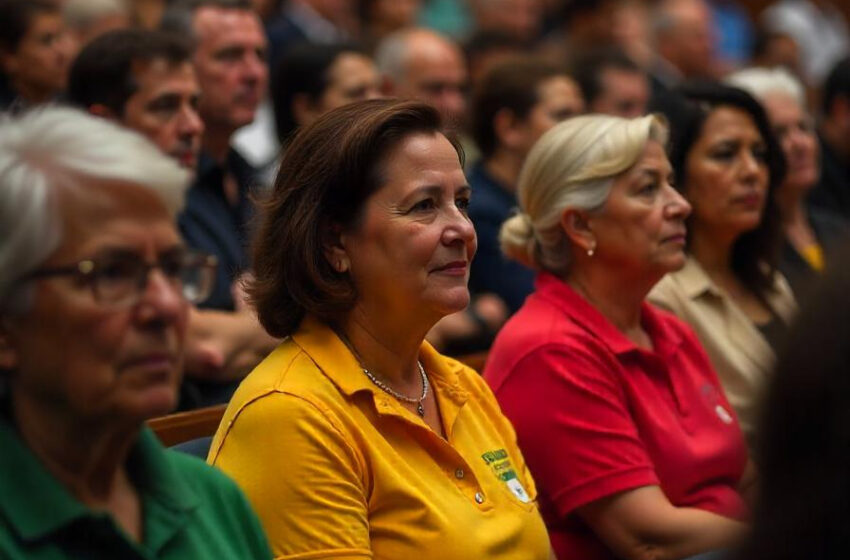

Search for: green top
xmin=0 ymin=418 xmax=271 ymax=559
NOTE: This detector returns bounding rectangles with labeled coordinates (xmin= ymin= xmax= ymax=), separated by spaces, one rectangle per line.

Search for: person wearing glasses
xmin=0 ymin=107 xmax=271 ymax=559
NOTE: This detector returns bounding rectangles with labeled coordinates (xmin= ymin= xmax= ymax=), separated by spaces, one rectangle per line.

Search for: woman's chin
xmin=432 ymin=289 xmax=472 ymax=317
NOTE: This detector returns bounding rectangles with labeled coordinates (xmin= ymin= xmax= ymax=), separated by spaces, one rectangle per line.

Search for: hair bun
xmin=499 ymin=212 xmax=538 ymax=269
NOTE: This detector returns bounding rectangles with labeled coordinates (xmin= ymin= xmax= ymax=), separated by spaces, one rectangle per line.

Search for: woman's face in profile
xmin=683 ymin=105 xmax=770 ymax=242
xmin=587 ymin=139 xmax=691 ymax=279
xmin=337 ymin=132 xmax=477 ymax=323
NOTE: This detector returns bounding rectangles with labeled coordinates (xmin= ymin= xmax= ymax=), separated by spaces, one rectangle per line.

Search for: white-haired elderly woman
xmin=726 ymin=67 xmax=847 ymax=300
xmin=483 ymin=115 xmax=751 ymax=560
xmin=0 ymin=107 xmax=270 ymax=559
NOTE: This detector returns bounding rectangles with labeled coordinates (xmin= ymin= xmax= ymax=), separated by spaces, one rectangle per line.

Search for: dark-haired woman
xmin=649 ymin=84 xmax=796 ymax=449
xmin=208 ymin=99 xmax=552 ymax=559
xmin=271 ymin=43 xmax=381 ymax=146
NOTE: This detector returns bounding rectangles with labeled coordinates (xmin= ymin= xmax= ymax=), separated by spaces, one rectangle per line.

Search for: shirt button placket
xmin=474 ymin=492 xmax=485 ymax=504
xmin=454 ymin=468 xmax=464 ymax=479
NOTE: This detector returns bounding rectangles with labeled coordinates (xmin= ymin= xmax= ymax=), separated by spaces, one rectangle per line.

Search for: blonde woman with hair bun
xmin=484 ymin=114 xmax=752 ymax=560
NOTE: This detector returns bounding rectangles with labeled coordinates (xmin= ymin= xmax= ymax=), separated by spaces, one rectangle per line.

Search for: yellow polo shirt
xmin=208 ymin=316 xmax=550 ymax=560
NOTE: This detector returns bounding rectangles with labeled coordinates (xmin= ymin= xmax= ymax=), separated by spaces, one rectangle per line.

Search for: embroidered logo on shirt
xmin=701 ymin=384 xmax=735 ymax=425
xmin=481 ymin=448 xmax=531 ymax=503
xmin=715 ymin=404 xmax=733 ymax=424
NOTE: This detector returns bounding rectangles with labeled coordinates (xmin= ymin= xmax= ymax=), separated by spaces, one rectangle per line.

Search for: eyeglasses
xmin=25 ymin=249 xmax=218 ymax=307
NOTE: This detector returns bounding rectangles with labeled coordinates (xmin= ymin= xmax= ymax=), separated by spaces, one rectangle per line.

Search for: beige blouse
xmin=649 ymin=257 xmax=797 ymax=450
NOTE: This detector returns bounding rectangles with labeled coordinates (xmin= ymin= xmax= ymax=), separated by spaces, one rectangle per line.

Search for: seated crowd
xmin=1 ymin=0 xmax=850 ymax=558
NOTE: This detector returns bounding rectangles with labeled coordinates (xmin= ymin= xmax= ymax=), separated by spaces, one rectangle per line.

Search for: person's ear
xmin=0 ymin=319 xmax=19 ymax=371
xmin=87 ymin=103 xmax=118 ymax=120
xmin=322 ymin=223 xmax=350 ymax=274
xmin=493 ymin=108 xmax=525 ymax=151
xmin=560 ymin=208 xmax=596 ymax=257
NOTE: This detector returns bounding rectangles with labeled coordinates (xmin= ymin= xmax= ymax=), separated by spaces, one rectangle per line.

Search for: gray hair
xmin=500 ymin=114 xmax=668 ymax=276
xmin=374 ymin=28 xmax=456 ymax=86
xmin=725 ymin=66 xmax=806 ymax=108
xmin=63 ymin=0 xmax=128 ymax=32
xmin=374 ymin=29 xmax=414 ymax=84
xmin=160 ymin=0 xmax=253 ymax=37
xmin=0 ymin=107 xmax=189 ymax=313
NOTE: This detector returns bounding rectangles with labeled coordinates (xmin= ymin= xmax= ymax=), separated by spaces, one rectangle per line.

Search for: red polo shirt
xmin=484 ymin=273 xmax=747 ymax=560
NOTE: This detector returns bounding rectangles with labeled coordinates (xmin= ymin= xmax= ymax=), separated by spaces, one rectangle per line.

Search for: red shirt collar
xmin=534 ymin=272 xmax=683 ymax=359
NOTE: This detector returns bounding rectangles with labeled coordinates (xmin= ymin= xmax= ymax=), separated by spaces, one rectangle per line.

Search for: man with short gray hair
xmin=375 ymin=28 xmax=468 ymax=135
xmin=650 ymin=0 xmax=717 ymax=90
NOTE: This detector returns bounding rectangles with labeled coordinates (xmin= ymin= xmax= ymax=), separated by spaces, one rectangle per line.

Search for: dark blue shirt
xmin=468 ymin=162 xmax=535 ymax=313
xmin=179 ymin=149 xmax=259 ymax=311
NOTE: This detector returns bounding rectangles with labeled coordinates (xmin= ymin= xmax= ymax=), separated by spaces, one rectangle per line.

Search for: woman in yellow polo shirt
xmin=208 ymin=99 xmax=552 ymax=560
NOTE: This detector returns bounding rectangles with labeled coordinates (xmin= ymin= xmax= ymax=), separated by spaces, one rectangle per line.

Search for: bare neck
xmin=565 ymin=260 xmax=655 ymax=344
xmin=11 ymin=393 xmax=139 ymax=506
xmin=337 ymin=305 xmax=432 ymax=386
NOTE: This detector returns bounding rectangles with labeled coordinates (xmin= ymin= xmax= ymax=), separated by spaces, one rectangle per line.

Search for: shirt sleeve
xmin=495 ymin=343 xmax=659 ymax=518
xmin=211 ymin=392 xmax=372 ymax=559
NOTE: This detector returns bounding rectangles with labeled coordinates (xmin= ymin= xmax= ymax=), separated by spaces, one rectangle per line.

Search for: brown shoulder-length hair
xmin=250 ymin=98 xmax=462 ymax=338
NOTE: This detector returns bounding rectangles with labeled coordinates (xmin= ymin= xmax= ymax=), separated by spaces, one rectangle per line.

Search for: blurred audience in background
xmin=572 ymin=47 xmax=650 ymax=118
xmin=62 ymin=0 xmax=131 ymax=48
xmin=0 ymin=0 xmax=76 ymax=112
xmin=809 ymin=57 xmax=850 ymax=220
xmin=161 ymin=0 xmax=269 ymax=313
xmin=66 ymin=28 xmax=278 ymax=410
xmin=727 ymin=66 xmax=848 ymax=302
xmin=271 ymin=42 xmax=380 ymax=147
xmin=469 ymin=57 xmax=583 ymax=314
xmin=649 ymin=0 xmax=717 ymax=93
xmin=760 ymin=0 xmax=849 ymax=86
xmin=374 ymin=27 xmax=468 ymax=136
xmin=650 ymin=84 xmax=795 ymax=450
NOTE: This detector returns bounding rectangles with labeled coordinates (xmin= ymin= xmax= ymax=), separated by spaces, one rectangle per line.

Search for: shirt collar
xmin=290 ymin=315 xmax=469 ymax=406
xmin=673 ymin=256 xmax=720 ymax=300
xmin=535 ymin=272 xmax=682 ymax=357
xmin=0 ymin=418 xmax=197 ymax=543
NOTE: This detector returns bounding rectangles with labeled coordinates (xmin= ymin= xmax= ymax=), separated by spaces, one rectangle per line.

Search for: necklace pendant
xmin=417 ymin=402 xmax=425 ymax=417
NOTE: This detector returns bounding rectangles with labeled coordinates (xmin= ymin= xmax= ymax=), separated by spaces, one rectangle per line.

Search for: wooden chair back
xmin=148 ymin=403 xmax=227 ymax=447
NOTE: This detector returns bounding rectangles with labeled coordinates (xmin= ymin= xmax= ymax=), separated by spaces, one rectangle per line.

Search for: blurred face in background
xmin=683 ymin=106 xmax=769 ymax=241
xmin=121 ymin=59 xmax=204 ymax=170
xmin=762 ymin=92 xmax=818 ymax=197
xmin=396 ymin=34 xmax=468 ymax=134
xmin=296 ymin=52 xmax=383 ymax=127
xmin=591 ymin=67 xmax=650 ymax=118
xmin=192 ymin=6 xmax=268 ymax=133
xmin=516 ymin=75 xmax=585 ymax=155
xmin=1 ymin=10 xmax=76 ymax=102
